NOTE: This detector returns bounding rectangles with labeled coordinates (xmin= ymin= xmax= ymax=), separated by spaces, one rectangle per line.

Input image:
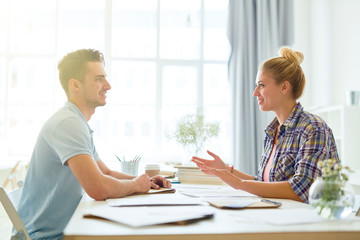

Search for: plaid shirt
xmin=255 ymin=102 xmax=339 ymax=203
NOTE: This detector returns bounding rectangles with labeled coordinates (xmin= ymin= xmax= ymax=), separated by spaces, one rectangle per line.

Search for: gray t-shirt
xmin=17 ymin=102 xmax=99 ymax=239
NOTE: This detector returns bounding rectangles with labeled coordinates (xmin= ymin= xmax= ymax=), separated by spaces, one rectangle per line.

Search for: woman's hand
xmin=150 ymin=175 xmax=172 ymax=189
xmin=204 ymin=166 xmax=242 ymax=189
xmin=191 ymin=150 xmax=228 ymax=175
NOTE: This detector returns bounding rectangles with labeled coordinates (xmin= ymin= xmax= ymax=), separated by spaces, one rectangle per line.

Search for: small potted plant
xmin=309 ymin=159 xmax=355 ymax=219
xmin=169 ymin=108 xmax=219 ymax=165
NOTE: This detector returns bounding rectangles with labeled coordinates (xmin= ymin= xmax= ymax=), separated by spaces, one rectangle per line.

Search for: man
xmin=17 ymin=49 xmax=171 ymax=239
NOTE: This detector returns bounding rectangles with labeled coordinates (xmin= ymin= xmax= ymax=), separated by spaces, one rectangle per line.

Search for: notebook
xmin=208 ymin=198 xmax=282 ymax=209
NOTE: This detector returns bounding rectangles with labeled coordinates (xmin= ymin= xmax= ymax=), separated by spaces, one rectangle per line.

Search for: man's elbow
xmin=89 ymin=192 xmax=107 ymax=201
xmin=86 ymin=186 xmax=110 ymax=201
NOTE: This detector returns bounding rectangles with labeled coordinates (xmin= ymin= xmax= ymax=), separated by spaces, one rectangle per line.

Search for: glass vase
xmin=309 ymin=178 xmax=355 ymax=219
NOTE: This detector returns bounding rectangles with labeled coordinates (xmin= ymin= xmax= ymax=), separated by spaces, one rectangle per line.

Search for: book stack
xmin=174 ymin=165 xmax=224 ymax=185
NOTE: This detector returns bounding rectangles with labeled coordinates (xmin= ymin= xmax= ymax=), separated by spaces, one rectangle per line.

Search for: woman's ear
xmin=281 ymin=81 xmax=291 ymax=94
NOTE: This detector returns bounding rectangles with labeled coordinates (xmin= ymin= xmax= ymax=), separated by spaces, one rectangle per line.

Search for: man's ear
xmin=69 ymin=78 xmax=80 ymax=91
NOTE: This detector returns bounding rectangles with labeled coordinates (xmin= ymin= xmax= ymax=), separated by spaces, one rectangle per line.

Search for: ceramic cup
xmin=145 ymin=164 xmax=160 ymax=177
xmin=120 ymin=161 xmax=139 ymax=176
xmin=346 ymin=90 xmax=360 ymax=106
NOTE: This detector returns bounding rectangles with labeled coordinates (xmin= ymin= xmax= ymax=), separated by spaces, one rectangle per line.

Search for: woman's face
xmin=253 ymin=70 xmax=284 ymax=112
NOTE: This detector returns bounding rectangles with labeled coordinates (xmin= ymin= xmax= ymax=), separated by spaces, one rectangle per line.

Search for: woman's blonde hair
xmin=259 ymin=46 xmax=305 ymax=99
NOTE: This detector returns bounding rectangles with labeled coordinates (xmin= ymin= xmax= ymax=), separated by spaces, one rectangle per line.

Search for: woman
xmin=192 ymin=47 xmax=339 ymax=203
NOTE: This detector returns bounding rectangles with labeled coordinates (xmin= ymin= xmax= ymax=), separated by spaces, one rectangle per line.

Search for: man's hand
xmin=133 ymin=174 xmax=152 ymax=193
xmin=150 ymin=175 xmax=172 ymax=189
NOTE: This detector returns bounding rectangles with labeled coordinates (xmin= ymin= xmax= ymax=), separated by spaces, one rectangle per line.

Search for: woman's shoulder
xmin=296 ymin=110 xmax=331 ymax=132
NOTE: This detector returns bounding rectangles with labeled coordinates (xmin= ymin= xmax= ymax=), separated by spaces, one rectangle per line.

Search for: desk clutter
xmin=174 ymin=165 xmax=224 ymax=185
xmin=81 ymin=184 xmax=360 ymax=229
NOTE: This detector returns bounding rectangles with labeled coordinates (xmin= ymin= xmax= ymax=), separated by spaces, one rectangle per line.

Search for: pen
xmin=133 ymin=155 xmax=141 ymax=162
xmin=114 ymin=154 xmax=121 ymax=162
xmin=170 ymin=181 xmax=181 ymax=184
xmin=261 ymin=199 xmax=282 ymax=206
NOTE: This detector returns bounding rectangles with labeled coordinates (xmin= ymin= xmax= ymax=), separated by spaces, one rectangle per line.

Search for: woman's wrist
xmin=227 ymin=164 xmax=234 ymax=173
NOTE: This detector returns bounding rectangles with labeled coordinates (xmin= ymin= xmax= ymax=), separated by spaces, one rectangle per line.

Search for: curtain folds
xmin=228 ymin=0 xmax=294 ymax=174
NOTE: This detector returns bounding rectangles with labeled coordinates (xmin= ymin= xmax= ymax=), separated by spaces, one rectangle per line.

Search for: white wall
xmin=294 ymin=0 xmax=360 ymax=108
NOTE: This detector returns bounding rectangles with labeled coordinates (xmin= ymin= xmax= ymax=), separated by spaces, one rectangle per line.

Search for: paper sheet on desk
xmin=106 ymin=193 xmax=204 ymax=207
xmin=83 ymin=205 xmax=214 ymax=227
xmin=179 ymin=188 xmax=257 ymax=198
xmin=232 ymin=208 xmax=325 ymax=225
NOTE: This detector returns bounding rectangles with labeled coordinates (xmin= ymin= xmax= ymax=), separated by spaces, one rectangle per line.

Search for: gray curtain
xmin=228 ymin=0 xmax=294 ymax=174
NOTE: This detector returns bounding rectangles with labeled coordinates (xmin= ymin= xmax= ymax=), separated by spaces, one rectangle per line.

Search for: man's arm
xmin=67 ymin=154 xmax=151 ymax=200
xmin=97 ymin=159 xmax=135 ymax=180
xmin=97 ymin=159 xmax=172 ymax=189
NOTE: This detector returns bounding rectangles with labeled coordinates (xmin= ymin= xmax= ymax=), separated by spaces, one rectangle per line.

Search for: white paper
xmin=179 ymin=188 xmax=257 ymax=198
xmin=232 ymin=208 xmax=325 ymax=225
xmin=173 ymin=184 xmax=223 ymax=190
xmin=106 ymin=193 xmax=204 ymax=207
xmin=83 ymin=205 xmax=214 ymax=227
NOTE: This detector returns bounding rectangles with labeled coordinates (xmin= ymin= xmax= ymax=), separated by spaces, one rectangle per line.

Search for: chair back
xmin=0 ymin=181 xmax=31 ymax=240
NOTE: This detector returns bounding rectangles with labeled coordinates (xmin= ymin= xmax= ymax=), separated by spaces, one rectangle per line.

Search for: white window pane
xmin=110 ymin=61 xmax=156 ymax=105
xmin=162 ymin=106 xmax=199 ymax=163
xmin=8 ymin=105 xmax=53 ymax=156
xmin=54 ymin=82 xmax=67 ymax=109
xmin=204 ymin=0 xmax=230 ymax=60
xmin=10 ymin=0 xmax=56 ymax=54
xmin=0 ymin=0 xmax=232 ymax=165
xmin=91 ymin=105 xmax=156 ymax=164
xmin=162 ymin=65 xmax=197 ymax=105
xmin=8 ymin=58 xmax=55 ymax=105
xmin=203 ymin=64 xmax=230 ymax=105
xmin=0 ymin=104 xmax=5 ymax=154
xmin=0 ymin=58 xmax=5 ymax=105
xmin=0 ymin=0 xmax=8 ymax=53
xmin=204 ymin=29 xmax=230 ymax=61
xmin=0 ymin=58 xmax=5 ymax=154
xmin=160 ymin=0 xmax=201 ymax=59
xmin=58 ymin=0 xmax=105 ymax=54
xmin=202 ymin=106 xmax=232 ymax=163
xmin=112 ymin=0 xmax=157 ymax=58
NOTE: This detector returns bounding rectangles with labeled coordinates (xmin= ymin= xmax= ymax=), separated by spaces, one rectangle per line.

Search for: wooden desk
xmin=64 ymin=185 xmax=360 ymax=240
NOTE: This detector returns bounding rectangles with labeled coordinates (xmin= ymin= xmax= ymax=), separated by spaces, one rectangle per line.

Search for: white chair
xmin=0 ymin=181 xmax=31 ymax=240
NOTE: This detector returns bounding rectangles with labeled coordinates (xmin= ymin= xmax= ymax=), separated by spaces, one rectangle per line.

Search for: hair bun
xmin=278 ymin=46 xmax=304 ymax=65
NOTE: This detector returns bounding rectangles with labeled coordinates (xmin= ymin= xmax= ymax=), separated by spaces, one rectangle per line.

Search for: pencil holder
xmin=120 ymin=161 xmax=139 ymax=176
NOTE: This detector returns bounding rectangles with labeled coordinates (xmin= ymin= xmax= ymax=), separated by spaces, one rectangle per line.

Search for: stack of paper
xmin=175 ymin=165 xmax=224 ymax=185
xmin=84 ymin=205 xmax=214 ymax=227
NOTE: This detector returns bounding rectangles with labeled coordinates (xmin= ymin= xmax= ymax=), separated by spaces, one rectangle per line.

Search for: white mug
xmin=145 ymin=164 xmax=160 ymax=177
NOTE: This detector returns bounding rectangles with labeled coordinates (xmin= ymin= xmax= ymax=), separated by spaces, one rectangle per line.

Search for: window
xmin=0 ymin=0 xmax=231 ymax=167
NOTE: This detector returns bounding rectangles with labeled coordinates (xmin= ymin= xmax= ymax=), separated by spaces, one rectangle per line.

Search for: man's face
xmin=80 ymin=61 xmax=111 ymax=109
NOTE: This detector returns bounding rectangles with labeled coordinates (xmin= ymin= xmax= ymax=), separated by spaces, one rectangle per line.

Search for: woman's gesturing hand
xmin=191 ymin=150 xmax=229 ymax=175
xmin=203 ymin=166 xmax=242 ymax=189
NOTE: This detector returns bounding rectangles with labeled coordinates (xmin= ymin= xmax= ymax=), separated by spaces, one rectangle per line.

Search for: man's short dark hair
xmin=58 ymin=49 xmax=105 ymax=96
